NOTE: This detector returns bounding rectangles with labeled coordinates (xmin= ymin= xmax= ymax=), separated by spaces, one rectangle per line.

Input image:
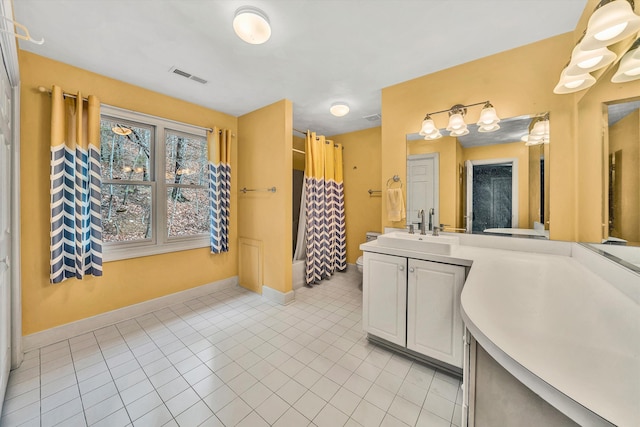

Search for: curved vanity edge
xmin=460 ymin=304 xmax=615 ymax=427
xmin=572 ymin=243 xmax=640 ymax=304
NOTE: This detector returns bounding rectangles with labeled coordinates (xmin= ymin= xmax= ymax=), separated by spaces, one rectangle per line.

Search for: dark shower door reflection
xmin=472 ymin=164 xmax=512 ymax=233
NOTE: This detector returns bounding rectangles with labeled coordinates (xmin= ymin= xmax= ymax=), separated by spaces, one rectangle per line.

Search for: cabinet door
xmin=362 ymin=252 xmax=407 ymax=346
xmin=407 ymin=259 xmax=465 ymax=368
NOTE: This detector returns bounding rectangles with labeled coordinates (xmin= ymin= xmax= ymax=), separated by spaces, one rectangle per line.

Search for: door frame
xmin=466 ymin=158 xmax=519 ymax=233
xmin=1 ymin=0 xmax=23 ymax=370
xmin=407 ymin=152 xmax=439 ymax=228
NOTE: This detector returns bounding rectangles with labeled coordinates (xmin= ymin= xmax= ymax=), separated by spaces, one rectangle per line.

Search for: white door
xmin=0 ymin=53 xmax=12 ymax=413
xmin=407 ymin=259 xmax=465 ymax=368
xmin=407 ymin=154 xmax=439 ymax=228
xmin=362 ymin=252 xmax=407 ymax=346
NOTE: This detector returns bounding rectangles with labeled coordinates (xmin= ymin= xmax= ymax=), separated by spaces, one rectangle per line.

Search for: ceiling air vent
xmin=363 ymin=113 xmax=381 ymax=122
xmin=169 ymin=67 xmax=208 ymax=84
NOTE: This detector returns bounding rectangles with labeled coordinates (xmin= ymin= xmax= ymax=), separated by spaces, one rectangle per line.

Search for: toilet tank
xmin=365 ymin=232 xmax=380 ymax=242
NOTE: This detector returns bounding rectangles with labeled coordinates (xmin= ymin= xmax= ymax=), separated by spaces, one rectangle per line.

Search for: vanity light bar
xmin=419 ymin=101 xmax=500 ymax=140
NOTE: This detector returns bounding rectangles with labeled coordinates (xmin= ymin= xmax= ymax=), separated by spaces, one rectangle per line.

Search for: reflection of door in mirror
xmin=465 ymin=159 xmax=518 ymax=233
xmin=606 ymin=101 xmax=640 ymax=246
xmin=407 ymin=153 xmax=439 ymax=229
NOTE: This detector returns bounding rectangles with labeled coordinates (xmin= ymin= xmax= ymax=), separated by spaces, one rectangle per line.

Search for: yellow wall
xmin=382 ymin=34 xmax=577 ymax=241
xmin=238 ymin=100 xmax=293 ymax=293
xmin=19 ymin=51 xmax=238 ymax=335
xmin=462 ymin=141 xmax=530 ymax=229
xmin=331 ymin=127 xmax=382 ymax=264
xmin=608 ymin=111 xmax=640 ymax=243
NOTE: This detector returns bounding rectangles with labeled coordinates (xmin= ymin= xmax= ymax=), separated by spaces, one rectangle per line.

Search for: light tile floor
xmin=1 ymin=268 xmax=462 ymax=427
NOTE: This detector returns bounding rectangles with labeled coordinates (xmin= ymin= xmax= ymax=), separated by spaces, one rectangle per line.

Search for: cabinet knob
xmin=399 ymin=265 xmax=404 ymax=271
xmin=409 ymin=267 xmax=414 ymax=273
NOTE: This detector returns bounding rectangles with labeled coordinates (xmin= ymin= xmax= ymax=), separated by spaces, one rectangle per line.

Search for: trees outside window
xmin=100 ymin=107 xmax=209 ymax=261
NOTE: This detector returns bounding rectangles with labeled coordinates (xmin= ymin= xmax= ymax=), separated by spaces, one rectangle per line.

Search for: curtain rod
xmin=36 ymin=86 xmax=222 ymax=134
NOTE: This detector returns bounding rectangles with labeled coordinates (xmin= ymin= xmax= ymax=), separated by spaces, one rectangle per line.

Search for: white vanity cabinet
xmin=362 ymin=252 xmax=407 ymax=346
xmin=407 ymin=259 xmax=465 ymax=368
xmin=362 ymin=251 xmax=466 ymax=370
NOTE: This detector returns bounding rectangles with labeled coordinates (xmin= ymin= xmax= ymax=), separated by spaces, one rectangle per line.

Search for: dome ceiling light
xmin=233 ymin=6 xmax=271 ymax=45
xmin=330 ymin=102 xmax=350 ymax=117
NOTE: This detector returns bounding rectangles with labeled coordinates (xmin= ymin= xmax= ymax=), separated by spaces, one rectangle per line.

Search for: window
xmin=100 ymin=106 xmax=209 ymax=261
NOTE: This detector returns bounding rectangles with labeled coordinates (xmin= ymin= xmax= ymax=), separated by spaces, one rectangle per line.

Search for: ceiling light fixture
xmin=581 ymin=0 xmax=640 ymax=50
xmin=418 ymin=101 xmax=500 ymax=140
xmin=330 ymin=102 xmax=350 ymax=117
xmin=233 ymin=6 xmax=271 ymax=45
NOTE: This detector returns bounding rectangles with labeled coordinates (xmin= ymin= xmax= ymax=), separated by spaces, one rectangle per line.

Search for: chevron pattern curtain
xmin=208 ymin=127 xmax=231 ymax=253
xmin=304 ymin=132 xmax=346 ymax=285
xmin=50 ymin=86 xmax=103 ymax=284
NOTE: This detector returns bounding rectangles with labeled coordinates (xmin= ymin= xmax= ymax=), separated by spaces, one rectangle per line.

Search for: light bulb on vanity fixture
xmin=417 ymin=101 xmax=500 ymax=141
xmin=522 ymin=113 xmax=550 ymax=146
xmin=476 ymin=101 xmax=501 ymax=132
xmin=581 ymin=0 xmax=640 ymax=50
xmin=554 ymin=68 xmax=597 ymax=94
xmin=233 ymin=6 xmax=271 ymax=45
xmin=612 ymin=38 xmax=640 ymax=81
xmin=564 ymin=43 xmax=617 ymax=75
xmin=555 ymin=0 xmax=640 ymax=94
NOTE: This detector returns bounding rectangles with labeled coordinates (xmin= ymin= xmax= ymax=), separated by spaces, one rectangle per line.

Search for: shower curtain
xmin=304 ymin=131 xmax=346 ymax=285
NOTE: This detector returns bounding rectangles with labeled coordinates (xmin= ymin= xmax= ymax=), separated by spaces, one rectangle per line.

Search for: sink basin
xmin=376 ymin=232 xmax=459 ymax=255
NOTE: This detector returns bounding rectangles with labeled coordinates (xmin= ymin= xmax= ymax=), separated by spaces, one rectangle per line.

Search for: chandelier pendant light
xmin=582 ymin=0 xmax=640 ymax=50
xmin=233 ymin=6 xmax=271 ymax=45
xmin=418 ymin=101 xmax=500 ymax=140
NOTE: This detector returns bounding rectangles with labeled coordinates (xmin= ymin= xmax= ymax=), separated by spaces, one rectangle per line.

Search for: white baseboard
xmin=23 ymin=276 xmax=239 ymax=352
xmin=262 ymin=285 xmax=295 ymax=305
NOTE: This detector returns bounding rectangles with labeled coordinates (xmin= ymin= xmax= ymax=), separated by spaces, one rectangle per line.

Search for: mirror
xmin=406 ymin=113 xmax=550 ymax=239
xmin=588 ymin=98 xmax=640 ymax=272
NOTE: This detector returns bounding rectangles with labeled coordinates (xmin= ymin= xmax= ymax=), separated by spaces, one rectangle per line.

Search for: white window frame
xmin=101 ymin=105 xmax=209 ymax=262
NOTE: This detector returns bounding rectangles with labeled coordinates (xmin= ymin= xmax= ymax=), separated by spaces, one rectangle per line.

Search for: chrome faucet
xmin=428 ymin=208 xmax=434 ymax=231
xmin=417 ymin=209 xmax=426 ymax=235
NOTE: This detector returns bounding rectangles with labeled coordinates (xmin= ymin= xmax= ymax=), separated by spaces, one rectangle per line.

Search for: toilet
xmin=356 ymin=231 xmax=381 ymax=274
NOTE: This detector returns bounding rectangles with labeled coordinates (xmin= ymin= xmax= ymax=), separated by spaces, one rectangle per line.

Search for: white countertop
xmin=360 ymin=237 xmax=640 ymax=427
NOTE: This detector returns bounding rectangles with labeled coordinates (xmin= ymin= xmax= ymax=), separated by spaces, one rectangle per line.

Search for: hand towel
xmin=387 ymin=188 xmax=405 ymax=222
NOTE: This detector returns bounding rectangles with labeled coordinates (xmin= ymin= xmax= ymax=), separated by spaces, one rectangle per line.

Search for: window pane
xmin=100 ymin=117 xmax=153 ymax=181
xmin=102 ymin=184 xmax=152 ymax=242
xmin=165 ymin=131 xmax=207 ymax=185
xmin=166 ymin=187 xmax=208 ymax=237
